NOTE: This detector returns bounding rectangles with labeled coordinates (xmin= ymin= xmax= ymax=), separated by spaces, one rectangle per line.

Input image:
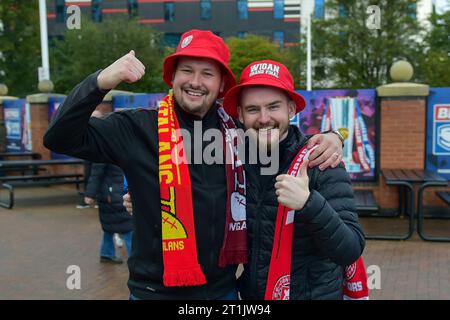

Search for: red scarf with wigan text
xmin=158 ymin=93 xmax=247 ymax=287
xmin=264 ymin=145 xmax=369 ymax=300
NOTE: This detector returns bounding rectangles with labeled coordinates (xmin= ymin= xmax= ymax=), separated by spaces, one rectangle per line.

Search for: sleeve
xmin=84 ymin=163 xmax=106 ymax=198
xmin=43 ymin=71 xmax=138 ymax=167
xmin=298 ymin=164 xmax=365 ymax=266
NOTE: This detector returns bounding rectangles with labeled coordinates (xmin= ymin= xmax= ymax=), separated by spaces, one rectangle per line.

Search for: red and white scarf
xmin=158 ymin=93 xmax=247 ymax=287
xmin=264 ymin=144 xmax=369 ymax=300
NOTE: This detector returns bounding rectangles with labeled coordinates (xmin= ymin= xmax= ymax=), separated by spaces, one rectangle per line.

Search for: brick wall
xmin=357 ymin=97 xmax=445 ymax=210
xmin=30 ymin=103 xmax=51 ymax=160
xmin=30 ymin=100 xmax=113 ymax=176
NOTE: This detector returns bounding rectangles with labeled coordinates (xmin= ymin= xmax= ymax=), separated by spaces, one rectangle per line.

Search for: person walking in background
xmin=76 ymin=160 xmax=93 ymax=209
xmin=83 ymin=111 xmax=133 ymax=264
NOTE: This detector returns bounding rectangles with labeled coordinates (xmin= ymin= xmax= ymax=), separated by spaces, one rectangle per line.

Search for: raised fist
xmin=97 ymin=50 xmax=146 ymax=91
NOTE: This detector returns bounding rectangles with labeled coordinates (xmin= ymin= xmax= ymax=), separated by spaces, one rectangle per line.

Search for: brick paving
xmin=1 ymin=186 xmax=450 ymax=300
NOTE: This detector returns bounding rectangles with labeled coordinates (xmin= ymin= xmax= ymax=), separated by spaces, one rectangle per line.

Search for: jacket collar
xmin=174 ymin=101 xmax=220 ymax=130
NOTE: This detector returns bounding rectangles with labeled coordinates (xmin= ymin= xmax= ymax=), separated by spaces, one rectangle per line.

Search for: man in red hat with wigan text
xmin=222 ymin=60 xmax=368 ymax=300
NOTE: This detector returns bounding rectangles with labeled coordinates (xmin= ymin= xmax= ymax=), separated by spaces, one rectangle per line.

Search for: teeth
xmin=186 ymin=90 xmax=203 ymax=97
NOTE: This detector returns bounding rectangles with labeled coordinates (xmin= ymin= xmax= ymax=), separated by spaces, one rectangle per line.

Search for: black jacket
xmin=44 ymin=71 xmax=237 ymax=299
xmin=85 ymin=162 xmax=132 ymax=234
xmin=238 ymin=126 xmax=365 ymax=300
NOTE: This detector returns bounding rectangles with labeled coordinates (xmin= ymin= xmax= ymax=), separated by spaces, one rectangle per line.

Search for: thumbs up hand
xmin=97 ymin=50 xmax=146 ymax=91
xmin=274 ymin=159 xmax=310 ymax=210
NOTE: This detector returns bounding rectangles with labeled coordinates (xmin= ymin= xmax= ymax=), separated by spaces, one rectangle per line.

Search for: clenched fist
xmin=275 ymin=159 xmax=310 ymax=210
xmin=97 ymin=50 xmax=146 ymax=91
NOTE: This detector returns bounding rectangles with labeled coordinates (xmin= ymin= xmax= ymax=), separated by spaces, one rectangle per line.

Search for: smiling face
xmin=238 ymin=86 xmax=296 ymax=149
xmin=172 ymin=56 xmax=225 ymax=118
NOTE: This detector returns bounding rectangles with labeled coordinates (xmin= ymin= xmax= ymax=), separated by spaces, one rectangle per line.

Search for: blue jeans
xmin=100 ymin=231 xmax=132 ymax=257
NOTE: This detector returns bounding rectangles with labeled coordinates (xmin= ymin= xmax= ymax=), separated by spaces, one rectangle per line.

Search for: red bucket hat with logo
xmin=163 ymin=29 xmax=236 ymax=98
xmin=223 ymin=60 xmax=306 ymax=118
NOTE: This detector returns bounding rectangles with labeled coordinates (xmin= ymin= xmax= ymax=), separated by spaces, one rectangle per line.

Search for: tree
xmin=417 ymin=9 xmax=450 ymax=86
xmin=226 ymin=35 xmax=284 ymax=81
xmin=280 ymin=42 xmax=307 ymax=89
xmin=311 ymin=0 xmax=423 ymax=88
xmin=50 ymin=17 xmax=167 ymax=94
xmin=0 ymin=0 xmax=40 ymax=96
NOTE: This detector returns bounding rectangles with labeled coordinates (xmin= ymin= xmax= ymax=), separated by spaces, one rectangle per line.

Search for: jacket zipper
xmin=249 ymin=170 xmax=275 ymax=299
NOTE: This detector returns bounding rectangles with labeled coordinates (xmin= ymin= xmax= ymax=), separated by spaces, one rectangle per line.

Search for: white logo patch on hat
xmin=181 ymin=35 xmax=193 ymax=48
xmin=249 ymin=63 xmax=280 ymax=78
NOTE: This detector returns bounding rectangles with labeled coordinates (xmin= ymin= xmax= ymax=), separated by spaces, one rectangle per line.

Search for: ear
xmin=237 ymin=106 xmax=244 ymax=123
xmin=288 ymin=100 xmax=296 ymax=119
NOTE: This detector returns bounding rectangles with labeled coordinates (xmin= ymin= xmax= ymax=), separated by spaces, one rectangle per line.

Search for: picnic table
xmin=0 ymin=158 xmax=85 ymax=209
xmin=378 ymin=169 xmax=448 ymax=241
xmin=0 ymin=152 xmax=43 ymax=175
xmin=0 ymin=152 xmax=41 ymax=160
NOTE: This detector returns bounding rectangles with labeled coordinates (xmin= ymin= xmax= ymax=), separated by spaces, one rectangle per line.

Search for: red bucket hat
xmin=223 ymin=60 xmax=306 ymax=118
xmin=163 ymin=29 xmax=236 ymax=98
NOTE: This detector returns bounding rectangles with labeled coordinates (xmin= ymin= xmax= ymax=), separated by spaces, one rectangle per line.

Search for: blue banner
xmin=3 ymin=99 xmax=32 ymax=152
xmin=48 ymin=96 xmax=73 ymax=160
xmin=426 ymin=87 xmax=450 ymax=180
xmin=113 ymin=93 xmax=165 ymax=111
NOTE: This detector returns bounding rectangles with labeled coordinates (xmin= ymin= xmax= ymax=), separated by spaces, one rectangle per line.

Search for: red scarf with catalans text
xmin=158 ymin=93 xmax=247 ymax=287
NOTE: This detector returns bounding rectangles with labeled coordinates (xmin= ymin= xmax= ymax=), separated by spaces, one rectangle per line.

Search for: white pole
xmin=38 ymin=0 xmax=50 ymax=81
xmin=306 ymin=0 xmax=312 ymax=91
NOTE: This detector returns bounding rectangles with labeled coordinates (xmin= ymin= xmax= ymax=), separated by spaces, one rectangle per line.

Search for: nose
xmin=258 ymin=108 xmax=271 ymax=125
xmin=189 ymin=71 xmax=201 ymax=88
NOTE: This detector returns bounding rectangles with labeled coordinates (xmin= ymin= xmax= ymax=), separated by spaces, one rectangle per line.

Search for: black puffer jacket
xmin=85 ymin=163 xmax=132 ymax=234
xmin=238 ymin=125 xmax=365 ymax=300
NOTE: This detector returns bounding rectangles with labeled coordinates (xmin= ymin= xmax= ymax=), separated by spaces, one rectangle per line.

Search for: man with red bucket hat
xmin=45 ymin=29 xmax=343 ymax=300
xmin=222 ymin=60 xmax=367 ymax=300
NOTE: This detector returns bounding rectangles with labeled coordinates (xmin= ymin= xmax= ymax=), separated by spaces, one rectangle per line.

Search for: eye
xmin=246 ymin=107 xmax=259 ymax=114
xmin=181 ymin=69 xmax=192 ymax=74
xmin=203 ymin=71 xmax=214 ymax=77
xmin=269 ymin=105 xmax=280 ymax=110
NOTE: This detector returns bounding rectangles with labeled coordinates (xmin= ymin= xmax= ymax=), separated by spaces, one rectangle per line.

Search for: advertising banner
xmin=426 ymin=87 xmax=450 ymax=180
xmin=294 ymin=89 xmax=377 ymax=181
xmin=3 ymin=99 xmax=32 ymax=152
xmin=48 ymin=96 xmax=72 ymax=159
xmin=113 ymin=93 xmax=165 ymax=111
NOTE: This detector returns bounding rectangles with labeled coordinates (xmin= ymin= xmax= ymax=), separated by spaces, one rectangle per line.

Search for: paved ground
xmin=1 ymin=186 xmax=450 ymax=300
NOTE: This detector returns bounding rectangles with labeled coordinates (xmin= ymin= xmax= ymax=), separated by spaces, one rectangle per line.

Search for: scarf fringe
xmin=163 ymin=266 xmax=207 ymax=287
xmin=219 ymin=250 xmax=248 ymax=267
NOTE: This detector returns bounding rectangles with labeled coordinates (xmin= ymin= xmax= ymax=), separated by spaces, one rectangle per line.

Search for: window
xmin=127 ymin=0 xmax=138 ymax=18
xmin=55 ymin=0 xmax=66 ymax=24
xmin=273 ymin=31 xmax=284 ymax=47
xmin=237 ymin=0 xmax=248 ymax=20
xmin=408 ymin=3 xmax=417 ymax=20
xmin=314 ymin=0 xmax=325 ymax=19
xmin=200 ymin=0 xmax=212 ymax=20
xmin=237 ymin=31 xmax=248 ymax=38
xmin=164 ymin=2 xmax=175 ymax=22
xmin=274 ymin=0 xmax=284 ymax=20
xmin=91 ymin=0 xmax=102 ymax=22
xmin=338 ymin=2 xmax=347 ymax=18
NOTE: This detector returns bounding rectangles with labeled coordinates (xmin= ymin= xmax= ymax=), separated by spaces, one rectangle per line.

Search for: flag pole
xmin=38 ymin=0 xmax=50 ymax=81
xmin=306 ymin=0 xmax=312 ymax=91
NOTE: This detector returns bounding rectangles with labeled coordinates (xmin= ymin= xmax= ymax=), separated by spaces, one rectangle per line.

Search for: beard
xmin=174 ymin=85 xmax=213 ymax=117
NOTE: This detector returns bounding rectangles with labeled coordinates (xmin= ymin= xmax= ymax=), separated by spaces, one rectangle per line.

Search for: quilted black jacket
xmin=238 ymin=125 xmax=365 ymax=300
